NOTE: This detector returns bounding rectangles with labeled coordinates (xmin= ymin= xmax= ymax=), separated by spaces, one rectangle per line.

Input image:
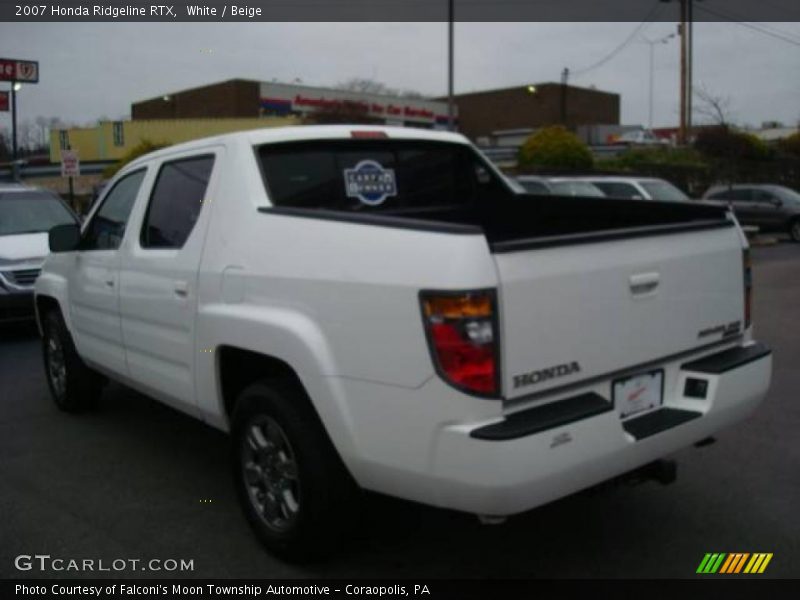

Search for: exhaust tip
xmin=620 ymin=459 xmax=677 ymax=486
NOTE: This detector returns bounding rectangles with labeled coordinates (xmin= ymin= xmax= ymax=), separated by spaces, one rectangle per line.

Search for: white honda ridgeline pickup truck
xmin=35 ymin=126 xmax=772 ymax=560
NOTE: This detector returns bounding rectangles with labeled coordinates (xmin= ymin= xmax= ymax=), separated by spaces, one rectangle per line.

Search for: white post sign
xmin=61 ymin=149 xmax=80 ymax=177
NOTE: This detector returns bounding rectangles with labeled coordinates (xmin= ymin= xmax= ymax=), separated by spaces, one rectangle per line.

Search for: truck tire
xmin=231 ymin=379 xmax=359 ymax=562
xmin=41 ymin=309 xmax=103 ymax=413
xmin=789 ymin=218 xmax=800 ymax=243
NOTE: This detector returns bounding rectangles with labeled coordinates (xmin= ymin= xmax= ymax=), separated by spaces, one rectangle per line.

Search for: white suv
xmin=0 ymin=184 xmax=78 ymax=323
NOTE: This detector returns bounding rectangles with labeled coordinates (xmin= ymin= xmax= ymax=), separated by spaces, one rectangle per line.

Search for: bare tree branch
xmin=693 ymin=85 xmax=733 ymax=127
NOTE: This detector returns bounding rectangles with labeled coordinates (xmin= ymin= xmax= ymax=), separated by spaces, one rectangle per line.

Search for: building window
xmin=59 ymin=130 xmax=69 ymax=150
xmin=112 ymin=122 xmax=125 ymax=147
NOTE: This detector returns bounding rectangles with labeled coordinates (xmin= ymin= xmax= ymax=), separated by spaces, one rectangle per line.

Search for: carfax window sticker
xmin=343 ymin=160 xmax=397 ymax=206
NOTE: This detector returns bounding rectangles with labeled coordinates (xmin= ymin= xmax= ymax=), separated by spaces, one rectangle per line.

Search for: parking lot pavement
xmin=1 ymin=242 xmax=798 ymax=580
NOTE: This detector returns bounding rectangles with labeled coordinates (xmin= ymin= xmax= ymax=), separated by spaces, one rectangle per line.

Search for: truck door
xmin=68 ymin=169 xmax=147 ymax=377
xmin=118 ymin=150 xmax=219 ymax=414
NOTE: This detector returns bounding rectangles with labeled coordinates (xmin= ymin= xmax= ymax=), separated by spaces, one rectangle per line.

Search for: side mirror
xmin=772 ymin=199 xmax=783 ymax=207
xmin=49 ymin=223 xmax=81 ymax=253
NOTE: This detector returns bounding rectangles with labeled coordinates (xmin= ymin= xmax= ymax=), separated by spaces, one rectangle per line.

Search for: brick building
xmin=445 ymin=83 xmax=620 ymax=141
xmin=132 ymin=79 xmax=455 ymax=129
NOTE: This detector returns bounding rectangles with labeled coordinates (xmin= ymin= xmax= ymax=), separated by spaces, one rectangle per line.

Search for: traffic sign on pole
xmin=61 ymin=150 xmax=80 ymax=177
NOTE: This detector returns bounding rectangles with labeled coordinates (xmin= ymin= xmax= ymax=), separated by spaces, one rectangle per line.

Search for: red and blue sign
xmin=344 ymin=160 xmax=397 ymax=206
xmin=0 ymin=58 xmax=39 ymax=83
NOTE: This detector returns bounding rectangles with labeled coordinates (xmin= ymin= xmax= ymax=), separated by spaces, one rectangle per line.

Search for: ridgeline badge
xmin=344 ymin=160 xmax=397 ymax=206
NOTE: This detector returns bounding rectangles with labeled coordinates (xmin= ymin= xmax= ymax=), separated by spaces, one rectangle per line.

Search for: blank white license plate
xmin=614 ymin=370 xmax=663 ymax=419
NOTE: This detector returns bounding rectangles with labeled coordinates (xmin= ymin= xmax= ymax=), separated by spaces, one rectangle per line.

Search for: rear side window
xmin=518 ymin=180 xmax=551 ymax=195
xmin=640 ymin=181 xmax=689 ymax=202
xmin=141 ymin=156 xmax=214 ymax=249
xmin=591 ymin=181 xmax=641 ymax=199
xmin=752 ymin=189 xmax=777 ymax=203
xmin=82 ymin=169 xmax=145 ymax=251
xmin=710 ymin=188 xmax=751 ymax=202
xmin=258 ymin=140 xmax=505 ymax=211
xmin=549 ymin=181 xmax=605 ymax=198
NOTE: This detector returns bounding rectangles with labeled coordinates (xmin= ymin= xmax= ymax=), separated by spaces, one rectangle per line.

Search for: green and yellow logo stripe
xmin=697 ymin=553 xmax=773 ymax=574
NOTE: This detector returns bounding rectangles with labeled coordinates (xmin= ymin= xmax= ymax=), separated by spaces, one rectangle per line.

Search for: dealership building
xmin=444 ymin=83 xmax=620 ymax=141
xmin=132 ymin=79 xmax=456 ymax=129
xmin=50 ymin=79 xmax=622 ymax=164
xmin=130 ymin=79 xmax=619 ymax=142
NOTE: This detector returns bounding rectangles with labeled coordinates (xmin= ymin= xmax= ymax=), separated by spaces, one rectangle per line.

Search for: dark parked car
xmin=703 ymin=184 xmax=800 ymax=242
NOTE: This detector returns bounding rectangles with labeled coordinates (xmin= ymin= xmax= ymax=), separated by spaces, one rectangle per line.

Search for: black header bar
xmin=2 ymin=0 xmax=799 ymax=23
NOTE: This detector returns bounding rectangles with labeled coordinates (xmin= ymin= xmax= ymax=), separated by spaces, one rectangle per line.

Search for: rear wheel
xmin=789 ymin=219 xmax=800 ymax=243
xmin=41 ymin=309 xmax=103 ymax=412
xmin=231 ymin=379 xmax=359 ymax=562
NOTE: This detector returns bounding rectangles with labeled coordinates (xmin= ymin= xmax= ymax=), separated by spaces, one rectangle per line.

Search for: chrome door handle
xmin=174 ymin=281 xmax=189 ymax=298
xmin=629 ymin=272 xmax=660 ymax=295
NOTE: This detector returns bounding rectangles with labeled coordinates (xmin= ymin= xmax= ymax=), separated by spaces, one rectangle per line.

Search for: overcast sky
xmin=1 ymin=21 xmax=798 ymax=133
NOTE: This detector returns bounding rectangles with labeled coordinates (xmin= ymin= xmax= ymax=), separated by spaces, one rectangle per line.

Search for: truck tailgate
xmin=494 ymin=223 xmax=745 ymax=400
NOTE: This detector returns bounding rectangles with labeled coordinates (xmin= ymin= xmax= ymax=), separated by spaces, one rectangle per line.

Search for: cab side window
xmin=82 ymin=169 xmax=146 ymax=251
xmin=141 ymin=155 xmax=215 ymax=249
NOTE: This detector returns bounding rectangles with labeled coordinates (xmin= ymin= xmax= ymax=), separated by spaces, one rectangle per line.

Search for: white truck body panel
xmin=35 ymin=125 xmax=772 ymax=518
xmin=495 ymin=225 xmax=744 ymax=400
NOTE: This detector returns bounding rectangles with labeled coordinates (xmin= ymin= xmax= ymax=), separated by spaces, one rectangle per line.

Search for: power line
xmin=695 ymin=5 xmax=800 ymax=47
xmin=571 ymin=2 xmax=664 ymax=78
xmin=702 ymin=5 xmax=800 ymax=45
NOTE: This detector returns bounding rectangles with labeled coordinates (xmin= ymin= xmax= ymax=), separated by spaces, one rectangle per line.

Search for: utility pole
xmin=679 ymin=0 xmax=688 ymax=144
xmin=11 ymin=82 xmax=18 ymax=161
xmin=447 ymin=0 xmax=455 ymax=131
xmin=560 ymin=67 xmax=570 ymax=127
xmin=641 ymin=33 xmax=676 ymax=129
xmin=666 ymin=0 xmax=698 ymax=144
xmin=686 ymin=0 xmax=694 ymax=140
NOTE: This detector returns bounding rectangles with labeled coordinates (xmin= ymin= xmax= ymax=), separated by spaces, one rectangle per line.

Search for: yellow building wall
xmin=49 ymin=117 xmax=299 ymax=162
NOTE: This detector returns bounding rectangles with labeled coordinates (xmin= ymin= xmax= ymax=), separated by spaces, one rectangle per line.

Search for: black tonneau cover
xmin=260 ymin=194 xmax=732 ymax=252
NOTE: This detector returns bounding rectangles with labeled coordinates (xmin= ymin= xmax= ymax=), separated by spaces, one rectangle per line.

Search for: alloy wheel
xmin=46 ymin=332 xmax=67 ymax=398
xmin=241 ymin=415 xmax=301 ymax=532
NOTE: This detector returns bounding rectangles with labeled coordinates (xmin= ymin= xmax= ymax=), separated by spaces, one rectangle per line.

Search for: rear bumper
xmin=339 ymin=342 xmax=772 ymax=516
xmin=431 ymin=342 xmax=771 ymax=515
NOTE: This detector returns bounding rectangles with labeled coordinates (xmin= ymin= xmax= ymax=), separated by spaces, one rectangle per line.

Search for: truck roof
xmin=125 ymin=125 xmax=471 ymax=168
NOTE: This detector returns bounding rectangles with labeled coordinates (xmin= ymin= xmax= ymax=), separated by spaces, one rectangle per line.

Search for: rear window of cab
xmin=257 ymin=140 xmax=505 ymax=212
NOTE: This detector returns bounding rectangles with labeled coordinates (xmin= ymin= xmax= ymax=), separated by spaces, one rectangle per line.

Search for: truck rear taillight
xmin=420 ymin=290 xmax=500 ymax=398
xmin=743 ymin=248 xmax=752 ymax=329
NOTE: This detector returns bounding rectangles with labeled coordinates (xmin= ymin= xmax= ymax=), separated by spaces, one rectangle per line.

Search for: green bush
xmin=518 ymin=126 xmax=593 ymax=170
xmin=694 ymin=126 xmax=770 ymax=161
xmin=778 ymin=132 xmax=800 ymax=158
xmin=103 ymin=140 xmax=170 ymax=178
xmin=596 ymin=146 xmax=707 ymax=171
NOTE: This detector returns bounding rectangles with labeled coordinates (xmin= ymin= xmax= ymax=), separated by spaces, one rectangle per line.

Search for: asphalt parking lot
xmin=1 ymin=241 xmax=798 ymax=580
